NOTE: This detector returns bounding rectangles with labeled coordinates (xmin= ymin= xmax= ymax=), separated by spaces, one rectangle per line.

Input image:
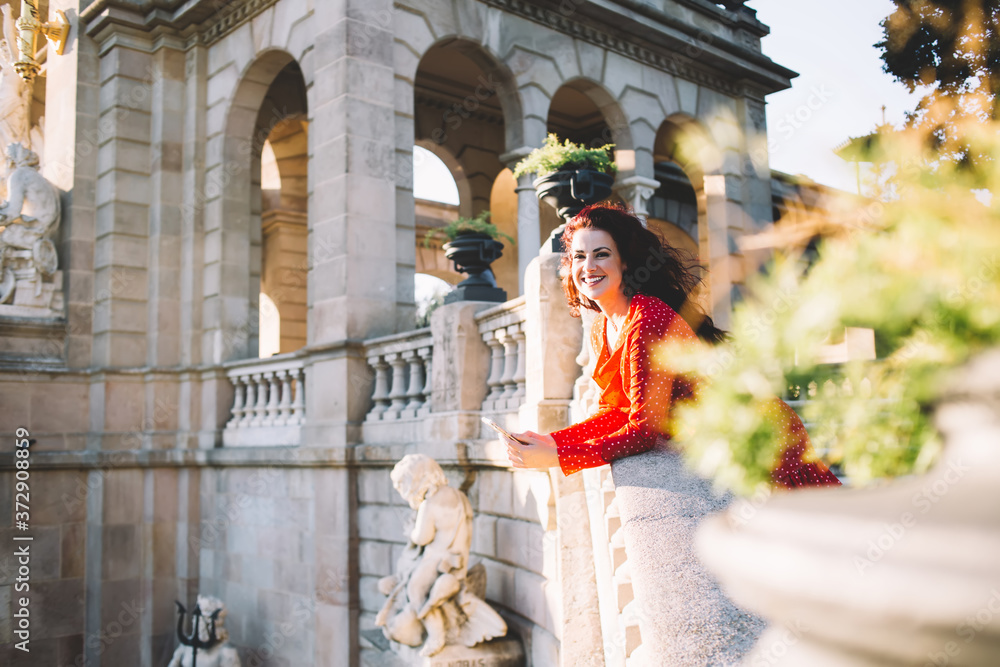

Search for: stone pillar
xmin=147 ymin=43 xmax=186 ymax=367
xmin=501 ymin=147 xmax=540 ymax=295
xmin=304 ymin=0 xmax=400 ymax=452
xmin=702 ymin=173 xmax=739 ymax=331
xmin=517 ymin=252 xmax=581 ymax=435
xmin=738 ymin=92 xmax=777 ymax=274
xmin=90 ymin=38 xmax=154 ymax=368
xmin=180 ymin=45 xmax=206 ymax=369
xmin=518 ymin=252 xmax=604 ymax=663
xmin=424 ymin=300 xmax=493 ymax=441
xmin=613 ymin=175 xmax=660 ymax=225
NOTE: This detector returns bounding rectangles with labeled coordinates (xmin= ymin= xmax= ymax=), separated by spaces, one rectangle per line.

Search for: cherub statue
xmin=377 ymin=454 xmax=507 ymax=658
xmin=167 ymin=595 xmax=241 ymax=667
xmin=0 ymin=142 xmax=60 ymax=303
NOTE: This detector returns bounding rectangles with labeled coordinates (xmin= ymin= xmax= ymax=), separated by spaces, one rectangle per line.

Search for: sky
xmin=413 ymin=0 xmax=921 ymax=203
xmin=747 ymin=0 xmax=921 ymax=192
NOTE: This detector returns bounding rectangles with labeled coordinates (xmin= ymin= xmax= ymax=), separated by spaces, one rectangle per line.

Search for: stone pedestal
xmin=393 ymin=637 xmax=525 ymax=667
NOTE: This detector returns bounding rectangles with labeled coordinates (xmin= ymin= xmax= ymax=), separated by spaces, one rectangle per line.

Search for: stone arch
xmin=547 ymin=77 xmax=634 ymax=154
xmin=208 ymin=48 xmax=307 ymax=361
xmin=651 ymin=115 xmax=726 ymax=318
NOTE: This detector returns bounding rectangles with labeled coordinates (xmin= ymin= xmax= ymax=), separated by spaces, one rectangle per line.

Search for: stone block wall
xmin=195 ymin=465 xmax=320 ymax=666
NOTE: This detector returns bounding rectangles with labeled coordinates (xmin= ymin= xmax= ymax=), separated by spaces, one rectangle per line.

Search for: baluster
xmin=263 ymin=372 xmax=280 ymax=426
xmin=512 ymin=326 xmax=526 ymax=408
xmin=249 ymin=373 xmax=267 ymax=426
xmin=482 ymin=332 xmax=505 ymax=412
xmin=277 ymin=370 xmax=293 ymax=425
xmin=387 ymin=352 xmax=409 ymax=420
xmin=227 ymin=376 xmax=245 ymax=429
xmin=240 ymin=374 xmax=256 ymax=427
xmin=404 ymin=349 xmax=425 ymax=414
xmin=290 ymin=367 xmax=305 ymax=425
xmin=498 ymin=326 xmax=518 ymax=404
xmin=367 ymin=355 xmax=391 ymax=421
xmin=419 ymin=347 xmax=433 ymax=414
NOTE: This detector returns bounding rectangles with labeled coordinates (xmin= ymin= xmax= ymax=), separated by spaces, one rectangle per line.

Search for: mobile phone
xmin=481 ymin=417 xmax=530 ymax=446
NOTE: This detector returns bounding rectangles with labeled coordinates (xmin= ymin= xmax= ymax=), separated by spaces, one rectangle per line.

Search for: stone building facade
xmin=0 ymin=0 xmax=796 ymax=665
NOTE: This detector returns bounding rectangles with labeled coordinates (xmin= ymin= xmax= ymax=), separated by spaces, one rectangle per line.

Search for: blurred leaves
xmin=655 ymin=116 xmax=1000 ymax=496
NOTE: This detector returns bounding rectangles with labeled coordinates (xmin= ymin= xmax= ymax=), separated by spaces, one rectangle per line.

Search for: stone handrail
xmin=584 ymin=466 xmax=644 ymax=666
xmin=476 ymin=296 xmax=526 ymax=414
xmin=222 ymin=352 xmax=305 ymax=446
xmin=608 ymin=447 xmax=766 ymax=664
xmin=362 ymin=327 xmax=433 ymax=422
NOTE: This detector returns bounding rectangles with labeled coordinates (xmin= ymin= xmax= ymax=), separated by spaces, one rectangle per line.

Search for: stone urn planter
xmin=442 ymin=231 xmax=507 ymax=304
xmin=696 ymin=348 xmax=1000 ymax=666
xmin=535 ymin=168 xmax=615 ymax=252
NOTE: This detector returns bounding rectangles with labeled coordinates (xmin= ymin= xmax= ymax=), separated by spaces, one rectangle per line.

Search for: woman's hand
xmin=505 ymin=430 xmax=559 ymax=469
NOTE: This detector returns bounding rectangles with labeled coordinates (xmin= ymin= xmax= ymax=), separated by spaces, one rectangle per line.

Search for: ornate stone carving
xmin=376 ymin=454 xmax=507 ymax=658
xmin=0 ymin=143 xmax=62 ymax=312
xmin=613 ymin=175 xmax=660 ymax=224
xmin=167 ymin=595 xmax=241 ymax=667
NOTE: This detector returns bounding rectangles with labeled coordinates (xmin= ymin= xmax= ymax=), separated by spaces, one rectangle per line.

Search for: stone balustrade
xmin=584 ymin=466 xmax=646 ymax=666
xmin=476 ymin=296 xmax=527 ymax=414
xmin=362 ymin=327 xmax=434 ymax=422
xmin=222 ymin=353 xmax=305 ymax=447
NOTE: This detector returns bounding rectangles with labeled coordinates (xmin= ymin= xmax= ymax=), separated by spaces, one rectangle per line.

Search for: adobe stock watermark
xmin=854 ymin=458 xmax=969 ymax=575
xmin=748 ymin=618 xmax=810 ymax=667
xmin=924 ymin=588 xmax=1000 ymax=666
xmin=71 ymin=599 xmax=144 ymax=667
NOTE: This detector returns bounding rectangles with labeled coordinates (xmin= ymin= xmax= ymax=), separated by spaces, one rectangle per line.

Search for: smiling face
xmin=571 ymin=229 xmax=627 ymax=304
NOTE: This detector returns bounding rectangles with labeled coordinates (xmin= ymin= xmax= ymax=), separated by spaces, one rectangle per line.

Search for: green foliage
xmin=511 ymin=133 xmax=617 ymax=179
xmin=421 ymin=210 xmax=516 ymax=248
xmin=659 ymin=121 xmax=1000 ymax=496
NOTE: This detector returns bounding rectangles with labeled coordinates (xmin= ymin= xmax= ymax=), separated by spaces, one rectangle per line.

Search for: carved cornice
xmin=483 ymin=0 xmax=794 ymax=96
xmin=81 ymin=0 xmax=284 ymax=47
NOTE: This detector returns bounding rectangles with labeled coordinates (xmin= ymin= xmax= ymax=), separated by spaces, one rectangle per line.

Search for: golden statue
xmin=12 ymin=0 xmax=69 ymax=83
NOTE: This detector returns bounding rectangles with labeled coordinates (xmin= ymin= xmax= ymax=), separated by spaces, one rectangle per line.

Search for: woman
xmin=504 ymin=203 xmax=840 ymax=489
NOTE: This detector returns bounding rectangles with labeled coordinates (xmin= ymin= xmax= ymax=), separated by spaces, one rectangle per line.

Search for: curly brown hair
xmin=559 ymin=203 xmax=726 ymax=344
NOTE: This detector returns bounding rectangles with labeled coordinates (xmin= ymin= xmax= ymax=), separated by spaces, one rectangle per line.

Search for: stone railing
xmin=222 ymin=352 xmax=305 ymax=446
xmin=476 ymin=296 xmax=526 ymax=414
xmin=608 ymin=448 xmax=765 ymax=663
xmin=362 ymin=328 xmax=433 ymax=422
xmin=584 ymin=466 xmax=645 ymax=666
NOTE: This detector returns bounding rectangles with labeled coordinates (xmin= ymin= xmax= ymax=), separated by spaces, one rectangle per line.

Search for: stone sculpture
xmin=376 ymin=454 xmax=507 ymax=658
xmin=0 ymin=142 xmax=61 ymax=308
xmin=167 ymin=595 xmax=241 ymax=667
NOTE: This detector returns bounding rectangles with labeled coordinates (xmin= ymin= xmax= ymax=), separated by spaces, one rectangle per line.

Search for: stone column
xmin=613 ymin=175 xmax=660 ymax=225
xmin=518 ymin=252 xmax=604 ymax=663
xmin=89 ymin=37 xmax=154 ymax=368
xmin=501 ymin=147 xmax=539 ymax=295
xmin=147 ymin=42 xmax=186 ymax=367
xmin=702 ymin=173 xmax=739 ymax=331
xmin=304 ymin=0 xmax=400 ymax=450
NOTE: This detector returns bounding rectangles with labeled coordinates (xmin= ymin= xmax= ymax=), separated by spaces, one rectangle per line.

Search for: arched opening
xmin=254 ymin=61 xmax=308 ymax=357
xmin=544 ymin=80 xmax=628 ymax=239
xmin=414 ymin=145 xmax=461 ymax=285
xmin=413 ymin=39 xmax=521 ymax=299
xmin=651 ymin=117 xmax=718 ymax=313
